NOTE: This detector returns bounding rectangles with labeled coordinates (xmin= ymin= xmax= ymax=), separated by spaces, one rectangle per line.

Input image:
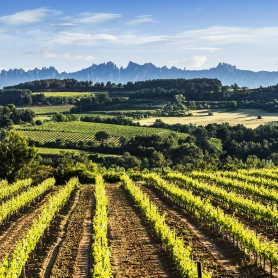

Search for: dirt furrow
xmin=181 ymin=182 xmax=278 ymax=276
xmin=140 ymin=183 xmax=270 ymax=278
xmin=0 ymin=188 xmax=57 ymax=263
xmin=47 ymin=186 xmax=94 ymax=278
xmin=73 ymin=186 xmax=94 ymax=278
xmin=138 ymin=183 xmax=234 ymax=277
xmin=107 ymin=184 xmax=181 ymax=278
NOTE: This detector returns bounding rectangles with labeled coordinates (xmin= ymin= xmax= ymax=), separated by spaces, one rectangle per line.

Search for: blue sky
xmin=1 ymin=0 xmax=278 ymax=72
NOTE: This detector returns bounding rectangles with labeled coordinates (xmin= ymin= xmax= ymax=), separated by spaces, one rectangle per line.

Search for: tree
xmin=0 ymin=130 xmax=37 ymax=180
xmin=95 ymin=131 xmax=110 ymax=142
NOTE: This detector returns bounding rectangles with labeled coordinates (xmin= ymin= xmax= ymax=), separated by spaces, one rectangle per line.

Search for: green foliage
xmin=0 ymin=89 xmax=32 ymax=106
xmin=20 ymin=121 xmax=182 ymax=139
xmin=0 ymin=104 xmax=35 ymax=127
xmin=70 ymin=92 xmax=112 ymax=112
xmin=35 ymin=119 xmax=43 ymax=125
xmin=95 ymin=130 xmax=110 ymax=142
xmin=52 ymin=112 xmax=78 ymax=122
xmin=0 ymin=130 xmax=37 ymax=180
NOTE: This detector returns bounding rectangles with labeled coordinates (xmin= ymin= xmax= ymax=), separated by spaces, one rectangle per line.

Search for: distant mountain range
xmin=1 ymin=61 xmax=278 ymax=89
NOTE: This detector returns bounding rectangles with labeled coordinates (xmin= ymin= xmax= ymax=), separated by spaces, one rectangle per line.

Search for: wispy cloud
xmin=191 ymin=47 xmax=221 ymax=52
xmin=119 ymin=33 xmax=168 ymax=44
xmin=53 ymin=32 xmax=118 ymax=44
xmin=126 ymin=15 xmax=159 ymax=25
xmin=169 ymin=56 xmax=207 ymax=68
xmin=24 ymin=50 xmax=94 ymax=61
xmin=0 ymin=8 xmax=62 ymax=25
xmin=177 ymin=26 xmax=278 ymax=44
xmin=60 ymin=13 xmax=121 ymax=27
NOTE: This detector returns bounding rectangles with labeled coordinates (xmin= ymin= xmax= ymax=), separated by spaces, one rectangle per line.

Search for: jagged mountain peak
xmin=215 ymin=63 xmax=237 ymax=70
xmin=1 ymin=61 xmax=278 ymax=88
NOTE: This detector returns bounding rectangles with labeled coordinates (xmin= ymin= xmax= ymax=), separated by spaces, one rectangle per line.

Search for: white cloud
xmin=0 ymin=8 xmax=62 ymax=25
xmin=192 ymin=47 xmax=221 ymax=52
xmin=53 ymin=32 xmax=118 ymax=44
xmin=177 ymin=26 xmax=278 ymax=45
xmin=126 ymin=15 xmax=159 ymax=25
xmin=169 ymin=56 xmax=207 ymax=68
xmin=24 ymin=50 xmax=94 ymax=61
xmin=118 ymin=33 xmax=168 ymax=44
xmin=57 ymin=13 xmax=122 ymax=26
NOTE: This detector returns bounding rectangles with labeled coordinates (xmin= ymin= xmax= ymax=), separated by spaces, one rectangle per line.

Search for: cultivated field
xmin=1 ymin=170 xmax=278 ymax=277
xmin=29 ymin=105 xmax=73 ymax=115
xmin=19 ymin=121 xmax=187 ymax=142
xmin=33 ymin=92 xmax=96 ymax=97
xmin=138 ymin=109 xmax=278 ymax=128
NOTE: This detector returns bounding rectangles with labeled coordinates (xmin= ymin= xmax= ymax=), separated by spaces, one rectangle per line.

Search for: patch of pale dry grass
xmin=138 ymin=109 xmax=278 ymax=128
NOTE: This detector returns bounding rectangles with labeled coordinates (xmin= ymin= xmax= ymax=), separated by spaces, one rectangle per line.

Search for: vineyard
xmin=19 ymin=121 xmax=186 ymax=143
xmin=22 ymin=130 xmax=121 ymax=145
xmin=1 ymin=170 xmax=278 ymax=277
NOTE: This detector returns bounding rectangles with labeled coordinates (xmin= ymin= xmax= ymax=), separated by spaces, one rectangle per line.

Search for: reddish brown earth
xmin=184 ymin=178 xmax=278 ymax=276
xmin=107 ymin=183 xmax=182 ymax=278
xmin=49 ymin=186 xmax=94 ymax=278
xmin=0 ymin=188 xmax=57 ymax=263
xmin=142 ymin=182 xmax=275 ymax=277
xmin=25 ymin=186 xmax=95 ymax=278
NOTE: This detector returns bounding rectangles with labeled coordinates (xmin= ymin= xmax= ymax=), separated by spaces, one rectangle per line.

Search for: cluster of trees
xmin=0 ymin=104 xmax=35 ymax=127
xmin=0 ymin=89 xmax=32 ymax=106
xmin=52 ymin=112 xmax=78 ymax=122
xmin=4 ymin=79 xmax=94 ymax=91
xmin=70 ymin=93 xmax=112 ymax=112
xmin=0 ymin=130 xmax=37 ymax=180
xmin=80 ymin=115 xmax=138 ymax=126
xmin=0 ymin=129 xmax=96 ymax=183
xmin=4 ymin=79 xmax=122 ymax=92
xmin=32 ymin=93 xmax=81 ymax=106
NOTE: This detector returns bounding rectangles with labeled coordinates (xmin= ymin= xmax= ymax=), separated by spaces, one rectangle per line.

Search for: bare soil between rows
xmin=184 ymin=178 xmax=278 ymax=276
xmin=107 ymin=183 xmax=182 ymax=278
xmin=24 ymin=186 xmax=94 ymax=278
xmin=143 ymin=182 xmax=273 ymax=278
xmin=49 ymin=186 xmax=94 ymax=278
xmin=0 ymin=188 xmax=58 ymax=264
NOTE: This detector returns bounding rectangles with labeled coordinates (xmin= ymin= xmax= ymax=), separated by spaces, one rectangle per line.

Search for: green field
xmin=19 ymin=121 xmax=184 ymax=139
xmin=19 ymin=121 xmax=186 ymax=145
xmin=28 ymin=105 xmax=73 ymax=115
xmin=33 ymin=92 xmax=97 ymax=97
xmin=36 ymin=147 xmax=94 ymax=155
xmin=22 ymin=130 xmax=121 ymax=144
xmin=36 ymin=147 xmax=122 ymax=158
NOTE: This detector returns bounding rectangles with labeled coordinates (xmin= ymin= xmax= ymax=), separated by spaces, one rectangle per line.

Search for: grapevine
xmin=121 ymin=174 xmax=211 ymax=278
xmin=0 ymin=177 xmax=79 ymax=277
xmin=92 ymin=175 xmax=112 ymax=278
